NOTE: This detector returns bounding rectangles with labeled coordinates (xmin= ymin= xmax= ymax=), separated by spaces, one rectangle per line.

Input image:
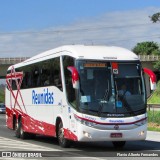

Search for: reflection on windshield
xmin=114 ymin=63 xmax=146 ymax=116
xmin=77 ymin=61 xmax=146 ymax=117
xmin=115 ymin=78 xmax=145 ymax=115
xmin=77 ymin=61 xmax=114 ymax=116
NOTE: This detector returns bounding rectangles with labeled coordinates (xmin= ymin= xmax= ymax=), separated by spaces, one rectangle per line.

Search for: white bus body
xmin=5 ymin=45 xmax=156 ymax=148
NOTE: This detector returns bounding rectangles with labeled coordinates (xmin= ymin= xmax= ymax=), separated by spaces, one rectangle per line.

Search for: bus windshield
xmin=76 ymin=61 xmax=146 ymax=117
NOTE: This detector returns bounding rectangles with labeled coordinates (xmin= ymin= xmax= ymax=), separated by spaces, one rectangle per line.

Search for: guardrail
xmin=0 ymin=57 xmax=29 ymax=64
xmin=138 ymin=55 xmax=160 ymax=61
xmin=0 ymin=55 xmax=159 ymax=65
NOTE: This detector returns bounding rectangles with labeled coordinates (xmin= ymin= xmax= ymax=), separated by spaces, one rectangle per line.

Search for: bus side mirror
xmin=67 ymin=66 xmax=79 ymax=89
xmin=143 ymin=68 xmax=156 ymax=90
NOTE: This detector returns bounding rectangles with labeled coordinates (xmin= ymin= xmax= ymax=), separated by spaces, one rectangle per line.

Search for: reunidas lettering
xmin=32 ymin=88 xmax=54 ymax=104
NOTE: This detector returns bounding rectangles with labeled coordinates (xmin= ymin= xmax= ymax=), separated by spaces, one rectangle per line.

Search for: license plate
xmin=110 ymin=133 xmax=122 ymax=138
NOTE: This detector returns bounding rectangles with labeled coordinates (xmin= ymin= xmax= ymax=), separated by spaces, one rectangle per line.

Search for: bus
xmin=5 ymin=45 xmax=156 ymax=148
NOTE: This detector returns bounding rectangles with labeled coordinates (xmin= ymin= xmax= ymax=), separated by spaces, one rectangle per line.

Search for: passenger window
xmin=10 ymin=57 xmax=63 ymax=91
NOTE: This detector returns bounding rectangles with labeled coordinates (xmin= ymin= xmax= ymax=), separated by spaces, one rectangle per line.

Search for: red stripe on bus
xmin=74 ymin=114 xmax=147 ymax=125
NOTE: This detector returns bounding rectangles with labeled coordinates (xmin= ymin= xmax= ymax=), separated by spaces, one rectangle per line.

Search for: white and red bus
xmin=5 ymin=45 xmax=156 ymax=148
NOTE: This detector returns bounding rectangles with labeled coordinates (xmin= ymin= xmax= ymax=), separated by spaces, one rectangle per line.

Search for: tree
xmin=149 ymin=13 xmax=160 ymax=70
xmin=132 ymin=41 xmax=160 ymax=70
xmin=150 ymin=12 xmax=160 ymax=23
xmin=153 ymin=61 xmax=160 ymax=70
xmin=0 ymin=85 xmax=5 ymax=103
xmin=132 ymin=41 xmax=160 ymax=55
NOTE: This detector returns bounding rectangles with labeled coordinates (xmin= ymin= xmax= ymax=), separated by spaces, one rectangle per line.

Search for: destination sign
xmin=84 ymin=63 xmax=106 ymax=67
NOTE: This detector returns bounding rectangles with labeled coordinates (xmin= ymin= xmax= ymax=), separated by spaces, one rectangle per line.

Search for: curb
xmin=146 ymin=131 xmax=160 ymax=142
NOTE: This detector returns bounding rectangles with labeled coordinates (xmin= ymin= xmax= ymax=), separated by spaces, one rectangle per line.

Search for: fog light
xmin=139 ymin=131 xmax=145 ymax=136
xmin=83 ymin=131 xmax=92 ymax=138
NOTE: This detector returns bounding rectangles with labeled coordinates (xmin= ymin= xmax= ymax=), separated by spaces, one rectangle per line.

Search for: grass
xmin=147 ymin=88 xmax=160 ymax=104
xmin=148 ymin=123 xmax=160 ymax=132
xmin=148 ymin=110 xmax=160 ymax=123
xmin=147 ymin=94 xmax=160 ymax=104
xmin=147 ymin=110 xmax=160 ymax=132
xmin=0 ymin=84 xmax=5 ymax=103
xmin=147 ymin=80 xmax=160 ymax=104
xmin=0 ymin=90 xmax=5 ymax=103
xmin=147 ymin=81 xmax=160 ymax=132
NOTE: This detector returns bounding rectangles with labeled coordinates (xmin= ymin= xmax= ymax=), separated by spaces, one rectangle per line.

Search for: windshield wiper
xmin=103 ymin=88 xmax=109 ymax=101
xmin=98 ymin=89 xmax=109 ymax=116
xmin=119 ymin=96 xmax=135 ymax=116
xmin=98 ymin=104 xmax=103 ymax=116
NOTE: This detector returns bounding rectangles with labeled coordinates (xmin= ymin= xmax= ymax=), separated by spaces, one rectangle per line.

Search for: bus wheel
xmin=58 ymin=121 xmax=70 ymax=148
xmin=15 ymin=120 xmax=20 ymax=138
xmin=19 ymin=120 xmax=28 ymax=139
xmin=112 ymin=141 xmax=126 ymax=148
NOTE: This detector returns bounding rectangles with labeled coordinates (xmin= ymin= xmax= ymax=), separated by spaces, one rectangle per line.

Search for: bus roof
xmin=9 ymin=45 xmax=139 ymax=70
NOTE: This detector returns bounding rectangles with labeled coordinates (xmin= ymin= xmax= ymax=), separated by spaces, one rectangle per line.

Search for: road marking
xmin=0 ymin=136 xmax=61 ymax=151
xmin=0 ymin=136 xmax=107 ymax=159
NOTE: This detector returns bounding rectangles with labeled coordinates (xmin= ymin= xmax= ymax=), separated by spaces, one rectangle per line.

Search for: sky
xmin=0 ymin=0 xmax=160 ymax=57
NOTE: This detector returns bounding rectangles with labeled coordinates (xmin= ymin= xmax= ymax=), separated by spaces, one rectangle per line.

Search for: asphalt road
xmin=0 ymin=114 xmax=160 ymax=160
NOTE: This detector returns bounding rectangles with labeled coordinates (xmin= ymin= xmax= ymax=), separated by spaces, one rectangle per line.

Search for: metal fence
xmin=0 ymin=57 xmax=29 ymax=65
xmin=147 ymin=104 xmax=160 ymax=123
xmin=0 ymin=55 xmax=160 ymax=65
xmin=138 ymin=55 xmax=160 ymax=61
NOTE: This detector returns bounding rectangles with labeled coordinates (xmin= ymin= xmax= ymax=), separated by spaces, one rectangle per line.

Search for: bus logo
xmin=32 ymin=88 xmax=54 ymax=105
xmin=114 ymin=125 xmax=119 ymax=130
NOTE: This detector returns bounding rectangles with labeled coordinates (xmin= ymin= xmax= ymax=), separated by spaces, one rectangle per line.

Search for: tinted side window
xmin=13 ymin=57 xmax=62 ymax=91
xmin=63 ymin=56 xmax=76 ymax=107
xmin=52 ymin=57 xmax=62 ymax=90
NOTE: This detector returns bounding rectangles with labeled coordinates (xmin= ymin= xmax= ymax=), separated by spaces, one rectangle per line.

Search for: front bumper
xmin=77 ymin=123 xmax=147 ymax=142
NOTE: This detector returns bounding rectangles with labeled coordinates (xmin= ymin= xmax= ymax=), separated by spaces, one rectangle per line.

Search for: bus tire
xmin=19 ymin=120 xmax=28 ymax=139
xmin=15 ymin=120 xmax=20 ymax=138
xmin=112 ymin=141 xmax=126 ymax=148
xmin=57 ymin=121 xmax=70 ymax=148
